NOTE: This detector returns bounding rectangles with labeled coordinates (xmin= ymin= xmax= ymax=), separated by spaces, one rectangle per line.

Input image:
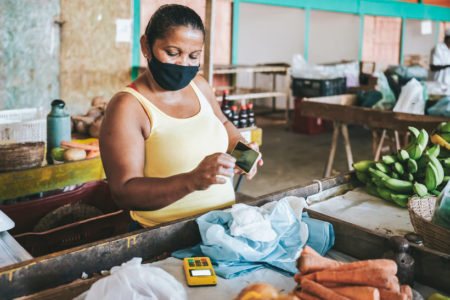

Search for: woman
xmin=100 ymin=4 xmax=262 ymax=229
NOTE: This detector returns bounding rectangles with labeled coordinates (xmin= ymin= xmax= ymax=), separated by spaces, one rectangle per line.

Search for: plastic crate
xmin=292 ymin=97 xmax=324 ymax=135
xmin=291 ymin=77 xmax=347 ymax=98
xmin=0 ymin=180 xmax=130 ymax=257
xmin=0 ymin=108 xmax=46 ymax=143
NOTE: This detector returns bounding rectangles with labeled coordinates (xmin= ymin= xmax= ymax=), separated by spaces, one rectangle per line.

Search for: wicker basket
xmin=408 ymin=195 xmax=450 ymax=254
xmin=0 ymin=142 xmax=45 ymax=172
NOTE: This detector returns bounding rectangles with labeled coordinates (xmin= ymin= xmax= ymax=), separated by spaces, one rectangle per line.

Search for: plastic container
xmin=0 ymin=180 xmax=130 ymax=257
xmin=292 ymin=97 xmax=324 ymax=135
xmin=0 ymin=108 xmax=46 ymax=143
xmin=432 ymin=181 xmax=450 ymax=230
xmin=291 ymin=77 xmax=347 ymax=98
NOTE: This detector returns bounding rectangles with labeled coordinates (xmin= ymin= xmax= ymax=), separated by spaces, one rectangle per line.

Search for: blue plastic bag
xmin=172 ymin=199 xmax=334 ymax=278
xmin=427 ymin=96 xmax=450 ymax=117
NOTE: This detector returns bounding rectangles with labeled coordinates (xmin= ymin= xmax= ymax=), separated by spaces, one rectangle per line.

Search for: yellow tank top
xmin=120 ymin=81 xmax=235 ymax=227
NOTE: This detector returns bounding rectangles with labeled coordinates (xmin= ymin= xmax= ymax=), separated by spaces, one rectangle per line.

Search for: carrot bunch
xmin=292 ymin=246 xmax=413 ymax=300
xmin=61 ymin=140 xmax=100 ymax=159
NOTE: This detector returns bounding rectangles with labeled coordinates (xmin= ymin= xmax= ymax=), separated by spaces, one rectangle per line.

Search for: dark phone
xmin=230 ymin=141 xmax=261 ymax=174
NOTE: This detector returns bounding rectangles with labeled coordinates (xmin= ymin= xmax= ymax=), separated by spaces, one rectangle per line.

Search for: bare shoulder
xmin=106 ymin=92 xmax=143 ymax=116
xmin=193 ymin=75 xmax=216 ymax=103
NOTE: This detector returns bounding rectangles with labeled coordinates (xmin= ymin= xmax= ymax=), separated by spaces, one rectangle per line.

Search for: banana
xmin=431 ymin=134 xmax=450 ymax=151
xmin=356 ymin=171 xmax=369 ymax=184
xmin=397 ymin=149 xmax=410 ymax=162
xmin=383 ymin=178 xmax=413 ymax=193
xmin=393 ymin=162 xmax=405 ymax=175
xmin=413 ymin=182 xmax=428 ymax=197
xmin=369 ymin=167 xmax=391 ymax=181
xmin=441 ymin=122 xmax=450 ymax=133
xmin=377 ymin=187 xmax=392 ymax=202
xmin=431 ymin=190 xmax=441 ymax=196
xmin=427 ymin=144 xmax=440 ymax=158
xmin=382 ymin=155 xmax=397 ymax=165
xmin=408 ymin=143 xmax=425 ymax=160
xmin=353 ymin=160 xmax=375 ymax=172
xmin=425 ymin=163 xmax=438 ymax=191
xmin=375 ymin=162 xmax=390 ymax=174
xmin=391 ymin=193 xmax=409 ymax=208
xmin=403 ymin=172 xmax=414 ymax=182
xmin=372 ymin=177 xmax=385 ymax=187
xmin=417 ymin=156 xmax=428 ymax=169
xmin=442 ymin=158 xmax=450 ymax=169
xmin=439 ymin=132 xmax=450 ymax=143
xmin=417 ymin=129 xmax=429 ymax=151
xmin=366 ymin=184 xmax=379 ymax=197
xmin=391 ymin=172 xmax=399 ymax=179
xmin=427 ymin=154 xmax=444 ymax=185
xmin=407 ymin=158 xmax=418 ymax=174
xmin=408 ymin=126 xmax=420 ymax=139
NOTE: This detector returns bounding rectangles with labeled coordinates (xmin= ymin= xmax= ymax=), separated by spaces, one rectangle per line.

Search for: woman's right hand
xmin=189 ymin=153 xmax=236 ymax=190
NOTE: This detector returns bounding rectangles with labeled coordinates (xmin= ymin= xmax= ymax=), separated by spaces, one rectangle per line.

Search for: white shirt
xmin=431 ymin=42 xmax=450 ymax=86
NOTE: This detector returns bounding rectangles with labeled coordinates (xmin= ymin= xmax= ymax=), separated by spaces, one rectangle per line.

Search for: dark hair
xmin=145 ymin=4 xmax=205 ymax=49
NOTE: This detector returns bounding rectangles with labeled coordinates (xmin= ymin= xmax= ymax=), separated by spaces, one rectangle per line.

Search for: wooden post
xmin=204 ymin=0 xmax=216 ymax=85
xmin=341 ymin=124 xmax=354 ymax=171
xmin=324 ymin=122 xmax=340 ymax=178
xmin=375 ymin=129 xmax=387 ymax=161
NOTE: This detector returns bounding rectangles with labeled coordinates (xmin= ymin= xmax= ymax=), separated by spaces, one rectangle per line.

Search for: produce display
xmin=51 ymin=140 xmax=100 ymax=163
xmin=71 ymin=96 xmax=107 ymax=138
xmin=292 ymin=246 xmax=412 ymax=300
xmin=353 ymin=123 xmax=450 ymax=208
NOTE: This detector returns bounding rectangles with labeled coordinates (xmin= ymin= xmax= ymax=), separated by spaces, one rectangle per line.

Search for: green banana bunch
xmin=353 ymin=160 xmax=374 ymax=172
xmin=406 ymin=129 xmax=429 ymax=160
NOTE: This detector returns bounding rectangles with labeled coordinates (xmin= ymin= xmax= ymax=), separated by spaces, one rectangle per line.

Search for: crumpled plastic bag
xmin=173 ymin=197 xmax=335 ymax=279
xmin=229 ymin=203 xmax=277 ymax=242
xmin=373 ymin=72 xmax=396 ymax=110
xmin=393 ymin=78 xmax=425 ymax=115
xmin=427 ymin=96 xmax=450 ymax=117
xmin=78 ymin=257 xmax=187 ymax=300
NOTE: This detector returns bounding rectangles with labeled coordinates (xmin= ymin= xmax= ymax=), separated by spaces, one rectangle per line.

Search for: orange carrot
xmin=299 ymin=253 xmax=344 ymax=274
xmin=321 ymin=282 xmax=344 ymax=288
xmin=330 ymin=259 xmax=397 ymax=275
xmin=386 ymin=276 xmax=400 ymax=292
xmin=400 ymin=285 xmax=412 ymax=300
xmin=86 ymin=150 xmax=100 ymax=159
xmin=379 ymin=288 xmax=407 ymax=300
xmin=315 ymin=268 xmax=394 ymax=289
xmin=331 ymin=286 xmax=380 ymax=300
xmin=302 ymin=246 xmax=321 ymax=256
xmin=301 ymin=278 xmax=351 ymax=300
xmin=294 ymin=272 xmax=316 ymax=283
xmin=61 ymin=141 xmax=99 ymax=151
xmin=88 ymin=140 xmax=99 ymax=147
xmin=294 ymin=291 xmax=321 ymax=300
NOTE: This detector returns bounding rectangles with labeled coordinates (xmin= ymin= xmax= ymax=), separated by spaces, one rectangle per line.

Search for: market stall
xmin=1 ymin=174 xmax=449 ymax=299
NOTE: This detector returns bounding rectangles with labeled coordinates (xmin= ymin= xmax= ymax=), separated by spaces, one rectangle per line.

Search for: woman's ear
xmin=140 ymin=35 xmax=151 ymax=60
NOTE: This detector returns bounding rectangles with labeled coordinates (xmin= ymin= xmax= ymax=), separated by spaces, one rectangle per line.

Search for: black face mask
xmin=148 ymin=55 xmax=199 ymax=91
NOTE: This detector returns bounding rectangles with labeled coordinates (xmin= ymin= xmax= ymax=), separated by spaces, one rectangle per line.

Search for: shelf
xmin=216 ymin=88 xmax=287 ymax=101
xmin=212 ymin=64 xmax=289 ymax=75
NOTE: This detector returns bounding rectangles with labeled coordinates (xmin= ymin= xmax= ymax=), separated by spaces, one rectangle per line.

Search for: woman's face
xmin=152 ymin=26 xmax=203 ymax=66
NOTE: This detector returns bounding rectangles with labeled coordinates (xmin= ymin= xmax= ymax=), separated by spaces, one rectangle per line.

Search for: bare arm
xmin=430 ymin=64 xmax=450 ymax=72
xmin=99 ymin=92 xmax=235 ymax=211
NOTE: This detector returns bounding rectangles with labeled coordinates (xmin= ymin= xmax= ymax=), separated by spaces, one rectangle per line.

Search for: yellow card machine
xmin=182 ymin=257 xmax=217 ymax=287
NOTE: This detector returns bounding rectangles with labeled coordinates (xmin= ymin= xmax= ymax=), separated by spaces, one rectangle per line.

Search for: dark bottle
xmin=221 ymin=90 xmax=232 ymax=120
xmin=231 ymin=105 xmax=239 ymax=127
xmin=238 ymin=104 xmax=248 ymax=128
xmin=246 ymin=103 xmax=255 ymax=127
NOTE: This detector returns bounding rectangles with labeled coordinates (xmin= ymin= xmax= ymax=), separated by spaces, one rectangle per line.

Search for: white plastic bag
xmin=78 ymin=258 xmax=187 ymax=300
xmin=393 ymin=78 xmax=425 ymax=115
xmin=229 ymin=204 xmax=277 ymax=242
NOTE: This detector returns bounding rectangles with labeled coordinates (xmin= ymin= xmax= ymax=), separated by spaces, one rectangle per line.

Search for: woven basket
xmin=408 ymin=195 xmax=450 ymax=254
xmin=0 ymin=142 xmax=45 ymax=172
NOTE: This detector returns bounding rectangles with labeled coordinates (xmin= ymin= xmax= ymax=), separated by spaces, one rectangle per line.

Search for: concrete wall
xmin=0 ymin=0 xmax=60 ymax=111
xmin=403 ymin=19 xmax=437 ymax=57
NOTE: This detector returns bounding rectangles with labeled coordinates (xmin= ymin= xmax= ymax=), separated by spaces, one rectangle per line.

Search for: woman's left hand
xmin=234 ymin=141 xmax=263 ymax=180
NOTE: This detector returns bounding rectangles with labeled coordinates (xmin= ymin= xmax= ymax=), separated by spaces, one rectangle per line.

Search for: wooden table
xmin=1 ymin=174 xmax=449 ymax=299
xmin=300 ymin=94 xmax=450 ymax=177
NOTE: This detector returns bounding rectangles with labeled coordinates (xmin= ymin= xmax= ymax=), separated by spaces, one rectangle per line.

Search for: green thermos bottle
xmin=47 ymin=99 xmax=71 ymax=163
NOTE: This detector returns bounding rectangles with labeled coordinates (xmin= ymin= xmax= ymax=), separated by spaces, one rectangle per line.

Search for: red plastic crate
xmin=292 ymin=97 xmax=324 ymax=135
xmin=0 ymin=181 xmax=130 ymax=257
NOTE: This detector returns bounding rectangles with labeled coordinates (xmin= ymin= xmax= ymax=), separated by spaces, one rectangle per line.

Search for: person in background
xmin=99 ymin=4 xmax=262 ymax=230
xmin=430 ymin=28 xmax=450 ymax=86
